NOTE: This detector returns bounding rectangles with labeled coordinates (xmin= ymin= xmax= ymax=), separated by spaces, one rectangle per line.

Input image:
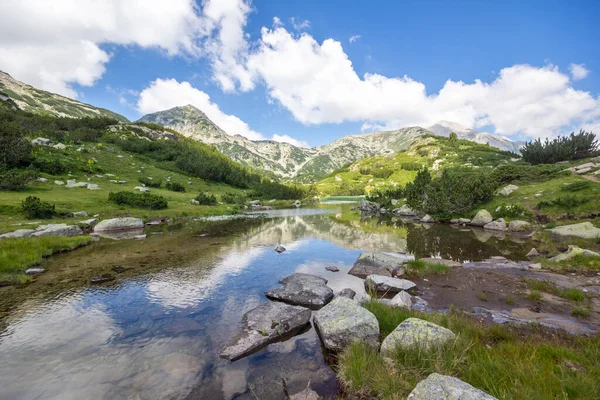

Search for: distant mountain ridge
xmin=427 ymin=120 xmax=524 ymax=153
xmin=0 ymin=71 xmax=128 ymax=122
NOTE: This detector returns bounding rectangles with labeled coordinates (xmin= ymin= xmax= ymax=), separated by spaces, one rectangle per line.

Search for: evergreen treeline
xmin=521 ymin=130 xmax=598 ymax=164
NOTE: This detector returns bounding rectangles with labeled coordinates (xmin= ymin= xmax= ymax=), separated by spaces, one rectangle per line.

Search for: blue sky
xmin=1 ymin=0 xmax=599 ymax=147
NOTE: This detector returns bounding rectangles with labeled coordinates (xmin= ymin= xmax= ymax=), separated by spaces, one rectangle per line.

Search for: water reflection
xmin=0 ymin=209 xmax=534 ymax=399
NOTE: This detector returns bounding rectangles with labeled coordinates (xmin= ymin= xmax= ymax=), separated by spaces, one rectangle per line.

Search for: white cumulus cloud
xmin=569 ymin=63 xmax=590 ymax=80
xmin=137 ymin=78 xmax=307 ymax=145
xmin=290 ymin=17 xmax=311 ymax=31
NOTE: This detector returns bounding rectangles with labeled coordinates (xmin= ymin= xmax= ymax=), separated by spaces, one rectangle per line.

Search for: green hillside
xmin=316 ymin=135 xmax=518 ymax=196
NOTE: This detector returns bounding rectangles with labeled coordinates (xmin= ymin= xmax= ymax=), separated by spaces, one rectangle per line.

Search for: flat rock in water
xmin=483 ymin=219 xmax=506 ymax=231
xmin=407 ymin=373 xmax=497 ymax=400
xmin=325 ymin=266 xmax=339 ymax=272
xmin=289 ymin=388 xmax=320 ymax=400
xmin=0 ymin=229 xmax=35 ymax=239
xmin=220 ymin=302 xmax=311 ymax=361
xmin=313 ymin=296 xmax=379 ymax=352
xmin=337 ymin=288 xmax=356 ymax=299
xmin=265 ymin=273 xmax=334 ymax=309
xmin=30 ymin=224 xmax=83 ymax=237
xmin=365 ymin=274 xmax=416 ymax=293
xmin=420 ymin=258 xmax=461 ymax=268
xmin=25 ymin=268 xmax=45 ymax=275
xmin=380 ymin=318 xmax=456 ymax=356
xmin=94 ymin=217 xmax=144 ymax=232
xmin=470 ymin=210 xmax=493 ymax=226
xmin=90 ymin=274 xmax=115 ymax=284
xmin=275 ymin=245 xmax=286 ymax=253
xmin=348 ymin=252 xmax=413 ymax=278
xmin=547 ymin=222 xmax=600 ymax=239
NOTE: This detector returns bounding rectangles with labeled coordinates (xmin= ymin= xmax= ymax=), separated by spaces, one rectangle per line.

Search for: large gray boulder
xmin=483 ymin=219 xmax=506 ymax=231
xmin=313 ymin=296 xmax=379 ymax=352
xmin=265 ymin=273 xmax=334 ymax=309
xmin=94 ymin=217 xmax=144 ymax=232
xmin=30 ymin=224 xmax=83 ymax=237
xmin=0 ymin=229 xmax=35 ymax=239
xmin=407 ymin=373 xmax=497 ymax=400
xmin=365 ymin=274 xmax=416 ymax=293
xmin=220 ymin=302 xmax=311 ymax=361
xmin=348 ymin=252 xmax=413 ymax=278
xmin=380 ymin=318 xmax=456 ymax=356
xmin=470 ymin=210 xmax=493 ymax=227
xmin=547 ymin=222 xmax=600 ymax=239
xmin=507 ymin=220 xmax=532 ymax=232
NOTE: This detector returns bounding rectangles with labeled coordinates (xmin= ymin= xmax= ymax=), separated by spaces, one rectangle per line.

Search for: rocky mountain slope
xmin=139 ymin=105 xmax=430 ymax=181
xmin=0 ymin=71 xmax=128 ymax=122
xmin=428 ymin=120 xmax=524 ymax=153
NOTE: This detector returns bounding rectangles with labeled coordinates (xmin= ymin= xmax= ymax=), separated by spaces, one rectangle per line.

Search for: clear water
xmin=0 ymin=208 xmax=533 ymax=399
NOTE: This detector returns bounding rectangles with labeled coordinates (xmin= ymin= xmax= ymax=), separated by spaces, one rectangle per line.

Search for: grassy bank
xmin=0 ymin=236 xmax=92 ymax=284
xmin=338 ymin=300 xmax=600 ymax=399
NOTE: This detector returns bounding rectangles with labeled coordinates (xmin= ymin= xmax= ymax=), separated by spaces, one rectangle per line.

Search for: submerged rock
xmin=94 ymin=217 xmax=144 ymax=232
xmin=348 ymin=252 xmax=413 ymax=278
xmin=380 ymin=318 xmax=456 ymax=356
xmin=365 ymin=274 xmax=416 ymax=293
xmin=220 ymin=302 xmax=311 ymax=361
xmin=325 ymin=266 xmax=339 ymax=272
xmin=407 ymin=373 xmax=497 ymax=400
xmin=547 ymin=222 xmax=600 ymax=239
xmin=483 ymin=219 xmax=506 ymax=231
xmin=313 ymin=296 xmax=379 ymax=352
xmin=508 ymin=220 xmax=532 ymax=232
xmin=265 ymin=273 xmax=334 ymax=309
xmin=470 ymin=210 xmax=493 ymax=227
xmin=550 ymin=245 xmax=600 ymax=262
xmin=337 ymin=288 xmax=356 ymax=299
xmin=389 ymin=290 xmax=412 ymax=309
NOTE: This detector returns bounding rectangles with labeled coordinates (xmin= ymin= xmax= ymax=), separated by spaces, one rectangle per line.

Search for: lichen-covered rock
xmin=289 ymin=388 xmax=320 ymax=400
xmin=483 ymin=219 xmax=506 ymax=231
xmin=380 ymin=318 xmax=456 ymax=356
xmin=0 ymin=229 xmax=35 ymax=239
xmin=365 ymin=274 xmax=416 ymax=293
xmin=220 ymin=302 xmax=311 ymax=361
xmin=508 ymin=220 xmax=532 ymax=232
xmin=78 ymin=218 xmax=98 ymax=228
xmin=348 ymin=252 xmax=413 ymax=278
xmin=30 ymin=224 xmax=83 ymax=237
xmin=265 ymin=273 xmax=333 ymax=309
xmin=389 ymin=290 xmax=412 ymax=309
xmin=497 ymin=184 xmax=519 ymax=196
xmin=550 ymin=245 xmax=600 ymax=262
xmin=547 ymin=222 xmax=600 ymax=239
xmin=313 ymin=297 xmax=379 ymax=352
xmin=94 ymin=217 xmax=144 ymax=232
xmin=407 ymin=373 xmax=497 ymax=400
xmin=470 ymin=210 xmax=493 ymax=227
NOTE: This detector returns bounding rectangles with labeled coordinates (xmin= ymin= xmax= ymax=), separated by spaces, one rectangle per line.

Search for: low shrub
xmin=108 ymin=191 xmax=168 ymax=209
xmin=537 ymin=195 xmax=589 ymax=210
xmin=165 ymin=181 xmax=185 ymax=192
xmin=195 ymin=193 xmax=217 ymax=205
xmin=0 ymin=167 xmax=37 ymax=190
xmin=490 ymin=163 xmax=567 ymax=184
xmin=138 ymin=177 xmax=162 ymax=188
xmin=221 ymin=192 xmax=247 ymax=205
xmin=561 ymin=181 xmax=592 ymax=192
xmin=401 ymin=162 xmax=422 ymax=171
xmin=371 ymin=168 xmax=394 ymax=179
xmin=21 ymin=196 xmax=55 ymax=219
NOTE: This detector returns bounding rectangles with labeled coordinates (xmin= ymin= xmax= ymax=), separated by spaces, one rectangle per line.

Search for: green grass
xmin=338 ymin=300 xmax=600 ymax=399
xmin=405 ymin=260 xmax=451 ymax=276
xmin=571 ymin=307 xmax=591 ymax=318
xmin=540 ymin=254 xmax=600 ymax=274
xmin=527 ymin=290 xmax=542 ymax=301
xmin=0 ymin=236 xmax=92 ymax=284
xmin=525 ymin=279 xmax=588 ymax=302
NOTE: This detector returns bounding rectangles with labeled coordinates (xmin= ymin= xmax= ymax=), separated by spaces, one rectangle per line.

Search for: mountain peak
xmin=430 ymin=120 xmax=472 ymax=133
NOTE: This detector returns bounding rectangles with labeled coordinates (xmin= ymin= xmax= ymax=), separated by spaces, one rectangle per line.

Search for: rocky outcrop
xmin=470 ymin=210 xmax=493 ymax=227
xmin=365 ymin=274 xmax=416 ymax=293
xmin=30 ymin=224 xmax=83 ymax=237
xmin=0 ymin=229 xmax=35 ymax=239
xmin=94 ymin=217 xmax=144 ymax=232
xmin=265 ymin=273 xmax=334 ymax=309
xmin=392 ymin=204 xmax=416 ymax=216
xmin=313 ymin=297 xmax=379 ymax=352
xmin=508 ymin=220 xmax=532 ymax=232
xmin=359 ymin=200 xmax=384 ymax=215
xmin=380 ymin=318 xmax=456 ymax=356
xmin=550 ymin=245 xmax=600 ymax=262
xmin=483 ymin=219 xmax=506 ymax=231
xmin=547 ymin=222 xmax=600 ymax=239
xmin=348 ymin=252 xmax=413 ymax=278
xmin=407 ymin=373 xmax=497 ymax=400
xmin=220 ymin=302 xmax=311 ymax=361
xmin=497 ymin=184 xmax=518 ymax=196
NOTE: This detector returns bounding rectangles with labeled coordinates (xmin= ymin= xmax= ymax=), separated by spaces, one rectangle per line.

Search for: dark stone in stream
xmin=325 ymin=266 xmax=339 ymax=272
xmin=265 ymin=273 xmax=334 ymax=309
xmin=220 ymin=302 xmax=311 ymax=361
xmin=348 ymin=252 xmax=413 ymax=278
xmin=90 ymin=274 xmax=115 ymax=284
xmin=275 ymin=245 xmax=286 ymax=253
